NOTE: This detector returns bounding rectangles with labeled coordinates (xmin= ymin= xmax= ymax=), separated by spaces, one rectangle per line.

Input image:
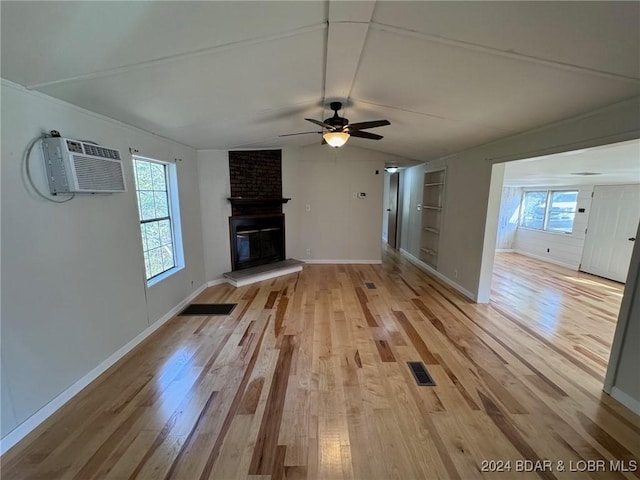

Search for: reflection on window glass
xmin=520 ymin=191 xmax=547 ymax=230
xmin=133 ymin=159 xmax=176 ymax=280
xmin=547 ymin=191 xmax=577 ymax=233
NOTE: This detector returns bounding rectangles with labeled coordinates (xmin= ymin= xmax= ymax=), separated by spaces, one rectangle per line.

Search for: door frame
xmin=580 ymin=184 xmax=639 ymax=282
xmin=387 ymin=172 xmax=400 ymax=249
xmin=604 ymin=221 xmax=640 ymax=408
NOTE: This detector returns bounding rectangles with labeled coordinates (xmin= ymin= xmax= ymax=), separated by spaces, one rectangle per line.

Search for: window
xmin=133 ymin=157 xmax=183 ymax=283
xmin=520 ymin=191 xmax=547 ymax=230
xmin=547 ymin=191 xmax=578 ymax=233
xmin=519 ymin=190 xmax=578 ymax=233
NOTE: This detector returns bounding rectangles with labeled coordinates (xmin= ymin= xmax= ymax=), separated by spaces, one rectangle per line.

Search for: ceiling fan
xmin=280 ymin=101 xmax=390 ymax=147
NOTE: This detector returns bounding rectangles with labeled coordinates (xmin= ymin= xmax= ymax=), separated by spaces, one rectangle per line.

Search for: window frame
xmin=546 ymin=190 xmax=578 ymax=233
xmin=132 ymin=155 xmax=184 ymax=286
xmin=518 ymin=189 xmax=579 ymax=235
xmin=519 ymin=190 xmax=548 ymax=231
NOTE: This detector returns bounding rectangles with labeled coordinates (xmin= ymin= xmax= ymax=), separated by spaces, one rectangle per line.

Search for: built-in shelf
xmin=420 ymin=168 xmax=446 ymax=269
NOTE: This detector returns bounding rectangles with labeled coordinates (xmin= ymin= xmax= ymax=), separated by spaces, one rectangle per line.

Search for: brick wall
xmin=229 ymin=150 xmax=282 ymax=216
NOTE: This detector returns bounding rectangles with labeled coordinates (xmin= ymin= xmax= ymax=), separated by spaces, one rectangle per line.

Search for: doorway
xmin=386 ymin=172 xmax=400 ymax=249
xmin=481 ymin=140 xmax=639 ymax=402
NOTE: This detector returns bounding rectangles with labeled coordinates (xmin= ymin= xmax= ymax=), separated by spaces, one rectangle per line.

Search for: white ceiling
xmin=503 ymin=139 xmax=640 ymax=187
xmin=2 ymin=1 xmax=639 ymax=163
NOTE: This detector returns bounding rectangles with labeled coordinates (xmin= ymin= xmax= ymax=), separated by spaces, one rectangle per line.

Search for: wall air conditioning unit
xmin=41 ymin=137 xmax=126 ymax=194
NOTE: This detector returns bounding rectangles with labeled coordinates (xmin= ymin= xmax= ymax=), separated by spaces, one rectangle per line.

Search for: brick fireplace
xmin=228 ymin=150 xmax=289 ymax=271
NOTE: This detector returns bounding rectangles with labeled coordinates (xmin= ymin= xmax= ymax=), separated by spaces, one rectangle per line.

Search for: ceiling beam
xmin=324 ymin=1 xmax=376 ymax=113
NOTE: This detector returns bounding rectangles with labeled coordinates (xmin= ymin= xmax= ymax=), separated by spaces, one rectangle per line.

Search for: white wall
xmin=477 ymin=164 xmax=506 ymax=303
xmin=399 ymin=163 xmax=425 ymax=256
xmin=197 ymin=150 xmax=232 ymax=281
xmin=399 ymin=168 xmax=412 ymax=252
xmin=282 ymin=148 xmax=302 ymax=260
xmin=496 ymin=187 xmax=522 ymax=250
xmin=0 ymin=81 xmax=205 ymax=440
xmin=513 ymin=185 xmax=593 ymax=269
xmin=297 ymin=144 xmax=394 ymax=262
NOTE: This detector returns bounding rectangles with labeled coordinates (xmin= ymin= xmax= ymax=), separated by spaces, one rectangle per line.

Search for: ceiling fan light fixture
xmin=323 ymin=131 xmax=350 ymax=148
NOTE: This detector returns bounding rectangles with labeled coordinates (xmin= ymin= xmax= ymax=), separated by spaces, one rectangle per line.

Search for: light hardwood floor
xmin=2 ymin=251 xmax=638 ymax=479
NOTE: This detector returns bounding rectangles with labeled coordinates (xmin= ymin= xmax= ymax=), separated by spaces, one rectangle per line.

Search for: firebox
xmin=229 ymin=214 xmax=285 ymax=271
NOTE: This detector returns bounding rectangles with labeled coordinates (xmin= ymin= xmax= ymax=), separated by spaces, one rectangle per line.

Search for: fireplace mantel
xmin=227 ymin=197 xmax=291 ymax=206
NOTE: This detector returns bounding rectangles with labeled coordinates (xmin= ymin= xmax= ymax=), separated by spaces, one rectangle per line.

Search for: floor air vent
xmin=408 ymin=361 xmax=436 ymax=386
xmin=179 ymin=304 xmax=237 ymax=316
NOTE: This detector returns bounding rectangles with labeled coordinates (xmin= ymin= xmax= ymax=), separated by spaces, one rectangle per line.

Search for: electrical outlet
xmin=306 ymin=248 xmax=312 ymax=257
xmin=306 ymin=203 xmax=311 ymax=212
xmin=547 ymin=248 xmax=550 ymax=253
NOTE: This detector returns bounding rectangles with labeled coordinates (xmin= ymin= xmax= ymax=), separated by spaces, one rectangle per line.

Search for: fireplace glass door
xmin=230 ymin=215 xmax=285 ymax=270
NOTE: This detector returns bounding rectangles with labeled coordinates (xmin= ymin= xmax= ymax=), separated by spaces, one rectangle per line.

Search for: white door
xmin=581 ymin=184 xmax=640 ymax=282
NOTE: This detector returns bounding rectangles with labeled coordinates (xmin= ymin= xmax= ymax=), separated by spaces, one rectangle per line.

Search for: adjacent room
xmin=490 ymin=139 xmax=640 ymax=386
xmin=1 ymin=2 xmax=639 ymax=479
xmin=496 ymin=140 xmax=640 ymax=281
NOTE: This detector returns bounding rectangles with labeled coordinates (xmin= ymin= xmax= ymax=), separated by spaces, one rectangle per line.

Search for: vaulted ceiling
xmin=2 ymin=1 xmax=639 ymax=162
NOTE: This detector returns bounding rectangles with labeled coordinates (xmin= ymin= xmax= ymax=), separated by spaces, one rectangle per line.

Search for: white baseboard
xmin=207 ymin=278 xmax=228 ymax=287
xmin=495 ymin=249 xmax=515 ymax=253
xmin=513 ymin=249 xmax=579 ymax=271
xmin=303 ymin=259 xmax=382 ymax=264
xmin=224 ymin=265 xmax=303 ymax=287
xmin=399 ymin=249 xmax=477 ymax=302
xmin=610 ymin=387 xmax=640 ymax=416
xmin=0 ymin=282 xmax=208 ymax=455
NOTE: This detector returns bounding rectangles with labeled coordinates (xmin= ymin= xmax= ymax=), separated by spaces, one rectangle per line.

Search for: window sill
xmin=147 ymin=265 xmax=184 ymax=287
xmin=517 ymin=227 xmax=575 ymax=237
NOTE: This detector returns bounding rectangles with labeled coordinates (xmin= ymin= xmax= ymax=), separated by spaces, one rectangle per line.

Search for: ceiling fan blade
xmin=347 ymin=120 xmax=390 ymax=131
xmin=279 ymin=131 xmax=321 ymax=137
xmin=305 ymin=118 xmax=335 ymax=130
xmin=350 ymin=130 xmax=383 ymax=140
